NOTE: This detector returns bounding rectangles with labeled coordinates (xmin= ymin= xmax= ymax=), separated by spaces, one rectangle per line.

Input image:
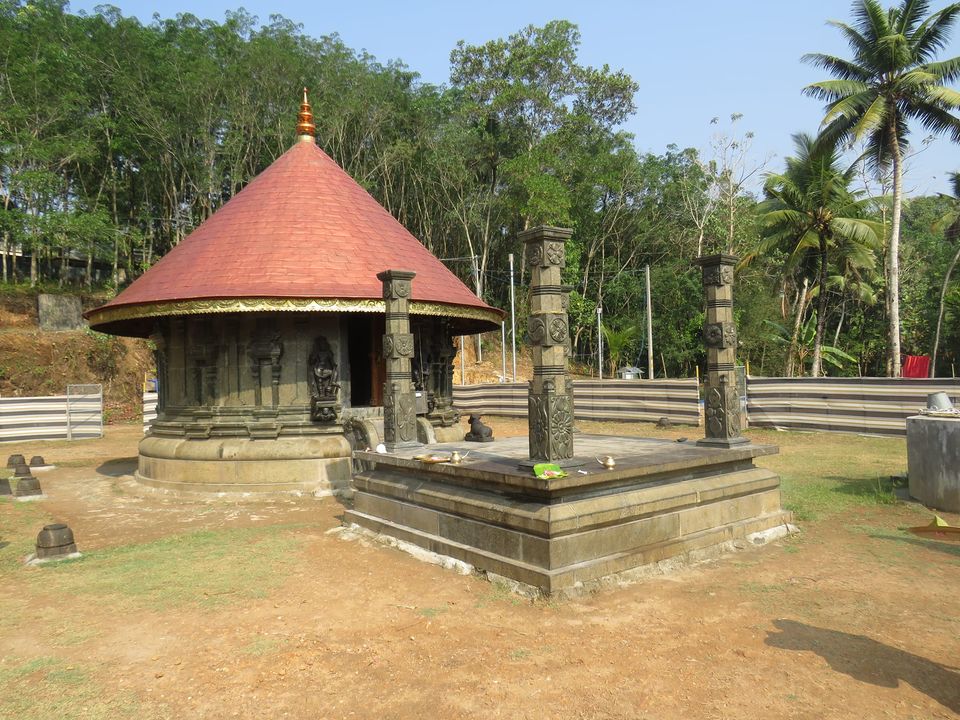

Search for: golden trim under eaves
xmin=85 ymin=296 xmax=503 ymax=328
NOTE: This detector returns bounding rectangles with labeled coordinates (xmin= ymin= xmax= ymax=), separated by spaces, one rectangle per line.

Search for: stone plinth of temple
xmin=343 ymin=240 xmax=792 ymax=595
xmin=345 ymin=436 xmax=791 ymax=596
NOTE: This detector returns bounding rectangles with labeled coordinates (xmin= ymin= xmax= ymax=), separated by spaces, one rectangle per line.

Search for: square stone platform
xmin=345 ymin=436 xmax=791 ymax=595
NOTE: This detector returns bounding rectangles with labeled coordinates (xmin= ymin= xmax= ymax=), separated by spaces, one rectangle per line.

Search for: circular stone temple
xmin=85 ymin=91 xmax=502 ymax=495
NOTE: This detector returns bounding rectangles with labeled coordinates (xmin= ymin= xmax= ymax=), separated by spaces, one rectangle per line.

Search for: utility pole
xmin=597 ymin=304 xmax=603 ymax=380
xmin=470 ymin=254 xmax=482 ymax=363
xmin=509 ymin=253 xmax=517 ymax=381
xmin=645 ymin=264 xmax=654 ymax=379
xmin=500 ymin=322 xmax=507 ymax=382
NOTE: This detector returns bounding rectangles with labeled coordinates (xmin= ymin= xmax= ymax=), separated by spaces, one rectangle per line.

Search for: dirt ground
xmin=1 ymin=420 xmax=959 ymax=720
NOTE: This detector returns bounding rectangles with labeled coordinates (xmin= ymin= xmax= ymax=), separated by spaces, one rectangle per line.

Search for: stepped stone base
xmin=136 ymin=435 xmax=353 ymax=495
xmin=346 ymin=435 xmax=791 ymax=595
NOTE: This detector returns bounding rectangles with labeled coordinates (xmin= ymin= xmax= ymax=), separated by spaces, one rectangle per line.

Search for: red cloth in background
xmin=902 ymin=355 xmax=931 ymax=378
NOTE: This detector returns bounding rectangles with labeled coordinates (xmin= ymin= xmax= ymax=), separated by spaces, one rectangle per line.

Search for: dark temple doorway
xmin=347 ymin=314 xmax=384 ymax=406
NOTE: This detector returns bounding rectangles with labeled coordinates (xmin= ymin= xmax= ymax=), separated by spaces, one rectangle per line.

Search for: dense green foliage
xmin=804 ymin=0 xmax=960 ymax=375
xmin=1 ymin=1 xmax=959 ymax=377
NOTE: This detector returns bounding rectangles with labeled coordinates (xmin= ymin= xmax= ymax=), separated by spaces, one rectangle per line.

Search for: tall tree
xmin=930 ymin=171 xmax=960 ymax=374
xmin=751 ymin=133 xmax=880 ymax=376
xmin=803 ymin=0 xmax=960 ymax=376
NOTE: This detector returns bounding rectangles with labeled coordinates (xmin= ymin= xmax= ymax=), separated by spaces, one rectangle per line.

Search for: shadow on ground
xmin=870 ymin=532 xmax=960 ymax=560
xmin=96 ymin=457 xmax=138 ymax=477
xmin=766 ymin=619 xmax=960 ymax=713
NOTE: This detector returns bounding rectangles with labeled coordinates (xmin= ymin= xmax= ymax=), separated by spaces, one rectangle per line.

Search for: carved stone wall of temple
xmin=139 ymin=314 xmax=352 ymax=494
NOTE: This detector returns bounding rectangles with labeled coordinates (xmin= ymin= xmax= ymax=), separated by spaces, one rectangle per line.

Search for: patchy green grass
xmin=241 ymin=635 xmax=288 ymax=657
xmin=29 ymin=525 xmax=305 ymax=611
xmin=1 ymin=495 xmax=307 ymax=612
xmin=748 ymin=430 xmax=908 ymax=521
xmin=417 ymin=606 xmax=448 ymax=618
xmin=0 ymin=656 xmax=151 ymax=720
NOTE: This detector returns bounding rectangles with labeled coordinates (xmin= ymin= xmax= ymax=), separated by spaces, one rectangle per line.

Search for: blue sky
xmin=71 ymin=0 xmax=960 ymax=196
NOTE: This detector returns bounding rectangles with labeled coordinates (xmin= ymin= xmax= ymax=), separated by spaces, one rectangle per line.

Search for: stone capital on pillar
xmin=520 ymin=226 xmax=578 ymax=465
xmin=378 ymin=269 xmax=419 ymax=451
xmin=695 ymin=254 xmax=747 ymax=448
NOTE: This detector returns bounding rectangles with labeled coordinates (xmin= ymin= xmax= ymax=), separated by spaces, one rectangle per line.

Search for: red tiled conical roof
xmin=87 ymin=140 xmax=502 ymax=336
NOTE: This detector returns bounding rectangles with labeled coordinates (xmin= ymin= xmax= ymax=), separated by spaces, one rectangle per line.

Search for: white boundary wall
xmin=0 ymin=385 xmax=103 ymax=443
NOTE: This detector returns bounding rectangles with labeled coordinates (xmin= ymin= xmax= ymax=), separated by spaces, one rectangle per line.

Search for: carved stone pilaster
xmin=150 ymin=325 xmax=168 ymax=413
xmin=187 ymin=320 xmax=219 ymax=407
xmin=696 ymin=254 xmax=747 ymax=448
xmin=520 ymin=226 xmax=576 ymax=464
xmin=248 ymin=333 xmax=283 ymax=408
xmin=378 ymin=269 xmax=420 ymax=450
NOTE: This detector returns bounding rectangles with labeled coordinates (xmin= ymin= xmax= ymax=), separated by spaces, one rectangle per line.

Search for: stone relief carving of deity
xmin=308 ymin=336 xmax=340 ymax=422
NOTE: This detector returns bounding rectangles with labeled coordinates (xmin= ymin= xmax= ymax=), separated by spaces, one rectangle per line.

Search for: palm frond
xmin=803 ymin=79 xmax=871 ymax=104
xmin=853 ymin=0 xmax=893 ymax=46
xmin=898 ymin=0 xmax=933 ymax=34
xmin=907 ymin=100 xmax=960 ymax=142
xmin=849 ymin=94 xmax=889 ymax=140
xmin=923 ymin=55 xmax=960 ymax=83
xmin=912 ymin=4 xmax=960 ymax=62
xmin=801 ymin=52 xmax=871 ymax=80
xmin=921 ymin=84 xmax=960 ymax=108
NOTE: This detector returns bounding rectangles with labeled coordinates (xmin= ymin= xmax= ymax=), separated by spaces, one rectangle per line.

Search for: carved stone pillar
xmin=378 ymin=270 xmax=420 ymax=450
xmin=521 ymin=226 xmax=575 ymax=463
xmin=696 ymin=254 xmax=747 ymax=448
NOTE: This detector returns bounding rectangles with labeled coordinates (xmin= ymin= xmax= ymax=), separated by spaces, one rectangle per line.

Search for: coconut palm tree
xmin=930 ymin=171 xmax=960 ymax=375
xmin=600 ymin=323 xmax=639 ymax=378
xmin=754 ymin=133 xmax=880 ymax=377
xmin=803 ymin=0 xmax=960 ymax=377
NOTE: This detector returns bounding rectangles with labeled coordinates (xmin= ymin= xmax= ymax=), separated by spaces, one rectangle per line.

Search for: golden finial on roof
xmin=296 ymin=87 xmax=316 ymax=141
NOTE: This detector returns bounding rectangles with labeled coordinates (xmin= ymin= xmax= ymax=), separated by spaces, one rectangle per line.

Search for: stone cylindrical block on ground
xmin=14 ymin=475 xmax=43 ymax=497
xmin=29 ymin=456 xmax=46 ymax=467
xmin=7 ymin=454 xmax=25 ymax=469
xmin=36 ymin=523 xmax=77 ymax=559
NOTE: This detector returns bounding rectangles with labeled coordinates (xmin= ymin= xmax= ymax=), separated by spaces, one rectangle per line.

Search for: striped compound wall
xmin=0 ymin=385 xmax=103 ymax=443
xmin=746 ymin=377 xmax=960 ymax=436
xmin=452 ymin=379 xmax=702 ymax=426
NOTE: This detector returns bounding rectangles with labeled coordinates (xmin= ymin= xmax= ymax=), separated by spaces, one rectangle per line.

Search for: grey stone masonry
xmin=520 ymin=226 xmax=575 ymax=462
xmin=696 ymin=254 xmax=747 ymax=448
xmin=907 ymin=415 xmax=960 ymax=512
xmin=378 ymin=270 xmax=420 ymax=451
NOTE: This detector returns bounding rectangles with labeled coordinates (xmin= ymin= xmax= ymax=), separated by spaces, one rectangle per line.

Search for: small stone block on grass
xmin=35 ymin=523 xmax=78 ymax=559
xmin=14 ymin=475 xmax=43 ymax=497
xmin=6 ymin=454 xmax=25 ymax=468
